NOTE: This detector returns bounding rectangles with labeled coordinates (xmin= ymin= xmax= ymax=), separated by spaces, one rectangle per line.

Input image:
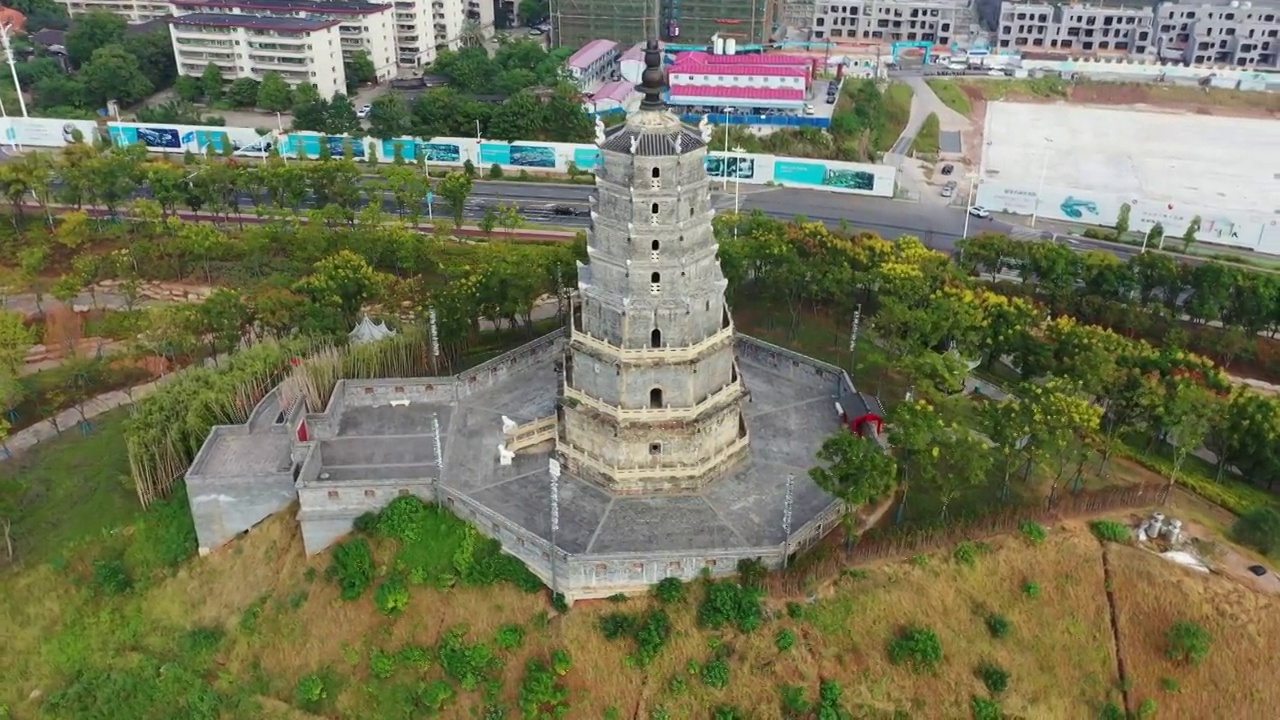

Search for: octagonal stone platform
xmin=186 ymin=330 xmax=878 ymax=600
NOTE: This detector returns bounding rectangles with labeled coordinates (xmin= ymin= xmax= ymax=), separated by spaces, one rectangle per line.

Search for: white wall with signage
xmin=976 ymin=179 xmax=1280 ymax=253
xmin=0 ymin=117 xmax=104 ymax=147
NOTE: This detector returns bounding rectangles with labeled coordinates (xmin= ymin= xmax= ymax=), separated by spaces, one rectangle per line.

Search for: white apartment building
xmin=997 ymin=0 xmax=1280 ymax=68
xmin=167 ymin=13 xmax=347 ymax=97
xmin=60 ymin=0 xmax=169 ymax=22
xmin=811 ymin=0 xmax=969 ymax=46
xmin=170 ymin=0 xmax=397 ymax=81
xmin=393 ymin=0 xmax=486 ymax=67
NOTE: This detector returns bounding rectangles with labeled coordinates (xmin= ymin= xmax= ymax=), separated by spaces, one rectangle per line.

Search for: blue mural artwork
xmin=573 ymin=147 xmax=601 ymax=171
xmin=419 ymin=142 xmax=460 ymax=163
xmin=509 ymin=144 xmax=556 ymax=169
xmin=705 ymin=155 xmax=755 ymax=180
xmin=1059 ymin=196 xmax=1100 ymax=219
xmin=773 ymin=160 xmax=876 ymax=191
xmin=381 ymin=139 xmax=417 ymax=161
xmin=773 ymin=160 xmax=828 ymax=186
xmin=111 ymin=126 xmax=181 ymax=149
xmin=479 ymin=143 xmax=511 ymax=166
xmin=326 ymin=136 xmax=364 ymax=159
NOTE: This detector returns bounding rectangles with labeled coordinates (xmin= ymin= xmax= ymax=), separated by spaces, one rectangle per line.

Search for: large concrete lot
xmin=982 ymin=101 xmax=1280 ymax=216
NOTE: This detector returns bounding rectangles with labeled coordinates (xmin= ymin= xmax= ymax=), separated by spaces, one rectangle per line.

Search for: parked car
xmin=940 ymin=163 xmax=954 ymax=176
xmin=968 ymin=206 xmax=991 ymax=218
xmin=552 ymin=205 xmax=587 ymax=216
xmin=357 ymin=104 xmax=372 ymax=119
xmin=825 ymin=95 xmax=837 ymax=104
xmin=941 ymin=186 xmax=954 ymax=198
xmin=529 ymin=27 xmax=544 ymax=35
xmin=803 ymin=104 xmax=815 ymax=116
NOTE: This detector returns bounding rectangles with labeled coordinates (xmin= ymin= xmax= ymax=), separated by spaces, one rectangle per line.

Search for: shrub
xmin=398 ymin=644 xmax=433 ymax=671
xmin=977 ymin=662 xmax=1010 ymax=694
xmin=420 ymin=679 xmax=456 ymax=714
xmin=353 ymin=511 xmax=379 ymax=534
xmin=1023 ymin=580 xmax=1042 ymax=598
xmin=736 ymin=557 xmax=767 ymax=589
xmin=631 ymin=610 xmax=672 ymax=668
xmin=600 ymin=612 xmax=639 ymax=640
xmin=650 ymin=706 xmax=671 ymax=720
xmin=817 ymin=680 xmax=844 ymax=714
xmin=518 ymin=658 xmax=570 ymax=719
xmin=953 ymin=541 xmax=988 ymax=567
xmin=375 ymin=575 xmax=411 ymax=616
xmin=775 ymin=628 xmax=797 ymax=652
xmin=779 ymin=684 xmax=812 ymax=718
xmin=550 ymin=648 xmax=572 ymax=677
xmin=697 ymin=580 xmax=764 ymax=633
xmin=178 ymin=626 xmax=225 ymax=659
xmin=971 ymin=696 xmax=1002 ymax=720
xmin=1137 ymin=698 xmax=1158 ymax=718
xmin=785 ymin=601 xmax=805 ymax=620
xmin=376 ymin=495 xmax=431 ymax=542
xmin=238 ymin=595 xmax=269 ymax=636
xmin=295 ymin=674 xmax=327 ymax=710
xmin=327 ymin=538 xmax=375 ymax=600
xmin=1231 ymin=506 xmax=1280 ymax=556
xmin=495 ymin=624 xmax=526 ymax=651
xmin=985 ymin=613 xmax=1012 ymax=639
xmin=551 ymin=592 xmax=569 ymax=613
xmin=604 ymin=707 xmax=621 ymax=720
xmin=712 ymin=706 xmax=748 ymax=720
xmin=1019 ymin=520 xmax=1048 ymax=545
xmin=488 ymin=163 xmax=504 ymax=179
xmin=654 ymin=577 xmax=686 ymax=604
xmin=607 ymin=593 xmax=629 ymax=603
xmin=1090 ymin=520 xmax=1131 ymax=544
xmin=93 ymin=559 xmax=133 ymax=595
xmin=701 ymin=658 xmax=731 ymax=689
xmin=887 ymin=625 xmax=943 ymax=674
xmin=437 ymin=627 xmax=501 ymax=691
xmin=1098 ymin=702 xmax=1125 ymax=720
xmin=369 ymin=648 xmax=397 ymax=680
xmin=1159 ymin=676 xmax=1180 ymax=693
xmin=1165 ymin=620 xmax=1211 ymax=666
xmin=911 ymin=553 xmax=931 ymax=567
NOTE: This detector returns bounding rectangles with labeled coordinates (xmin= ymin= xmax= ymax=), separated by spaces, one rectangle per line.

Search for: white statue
xmin=594 ymin=116 xmax=606 ymax=145
xmin=699 ymin=115 xmax=712 ymax=143
xmin=501 ymin=415 xmax=518 ymax=435
xmin=498 ymin=443 xmax=515 ymax=466
xmin=629 ymin=134 xmax=639 ymax=155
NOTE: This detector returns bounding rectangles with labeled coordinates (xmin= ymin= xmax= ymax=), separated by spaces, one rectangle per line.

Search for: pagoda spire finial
xmin=636 ymin=39 xmax=667 ymax=112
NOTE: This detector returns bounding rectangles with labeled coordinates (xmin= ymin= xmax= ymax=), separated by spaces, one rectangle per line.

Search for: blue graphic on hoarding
xmin=381 ymin=139 xmax=416 ymax=160
xmin=705 ymin=155 xmax=755 ymax=180
xmin=109 ymin=126 xmax=138 ymax=145
xmin=1059 ymin=196 xmax=1100 ymax=219
xmin=290 ymin=134 xmax=322 ymax=158
xmin=134 ymin=126 xmax=181 ymax=149
xmin=479 ymin=143 xmax=510 ymax=166
xmin=419 ymin=142 xmax=460 ymax=162
xmin=326 ymin=136 xmax=364 ymax=158
xmin=773 ymin=160 xmax=876 ymax=191
xmin=181 ymin=131 xmax=196 ymax=146
xmin=509 ymin=144 xmax=556 ymax=168
xmin=573 ymin=147 xmax=600 ymax=171
xmin=773 ymin=160 xmax=827 ymax=185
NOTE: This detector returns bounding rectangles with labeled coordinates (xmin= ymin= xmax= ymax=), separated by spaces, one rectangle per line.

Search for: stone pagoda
xmin=556 ymin=40 xmax=750 ymax=494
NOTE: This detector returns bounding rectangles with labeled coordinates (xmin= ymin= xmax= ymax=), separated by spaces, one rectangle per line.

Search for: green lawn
xmin=2 ymin=408 xmax=140 ymax=566
xmin=873 ymin=82 xmax=915 ymax=153
xmin=911 ymin=112 xmax=941 ymax=155
xmin=924 ymin=79 xmax=973 ymax=116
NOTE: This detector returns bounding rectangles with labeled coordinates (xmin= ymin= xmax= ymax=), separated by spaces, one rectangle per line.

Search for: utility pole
xmin=0 ymin=25 xmax=27 ymax=118
xmin=781 ymin=473 xmax=795 ymax=570
xmin=848 ymin=304 xmax=861 ymax=376
xmin=548 ymin=457 xmax=561 ymax=597
xmin=428 ymin=306 xmax=440 ymax=375
xmin=431 ymin=413 xmax=444 ymax=508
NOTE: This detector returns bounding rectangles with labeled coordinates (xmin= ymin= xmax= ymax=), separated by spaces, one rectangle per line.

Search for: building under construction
xmin=551 ymin=0 xmax=774 ymax=50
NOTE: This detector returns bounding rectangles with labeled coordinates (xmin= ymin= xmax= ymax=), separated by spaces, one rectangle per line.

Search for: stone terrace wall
xmin=341 ymin=377 xmax=459 ymax=408
xmin=736 ymin=334 xmax=846 ymax=389
xmin=456 ymin=330 xmax=566 ymax=400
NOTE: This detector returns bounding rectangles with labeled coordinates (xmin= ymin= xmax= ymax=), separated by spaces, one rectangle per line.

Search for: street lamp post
xmin=961 ymin=173 xmax=979 ymax=239
xmin=1030 ymin=137 xmax=1053 ymax=228
xmin=722 ymin=109 xmax=733 ymax=191
xmin=0 ymin=24 xmax=27 ymax=118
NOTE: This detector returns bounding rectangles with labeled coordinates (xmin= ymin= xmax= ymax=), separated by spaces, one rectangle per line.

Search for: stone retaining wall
xmin=456 ymin=330 xmax=566 ymax=399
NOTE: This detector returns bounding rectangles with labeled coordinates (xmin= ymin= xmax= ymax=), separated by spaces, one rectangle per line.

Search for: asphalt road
xmin=463 ymin=181 xmax=1139 ymax=259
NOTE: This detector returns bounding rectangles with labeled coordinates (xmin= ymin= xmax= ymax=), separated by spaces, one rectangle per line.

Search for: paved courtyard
xmin=437 ymin=346 xmax=843 ymax=555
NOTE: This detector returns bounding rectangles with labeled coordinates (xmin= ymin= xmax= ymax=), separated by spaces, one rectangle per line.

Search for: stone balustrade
xmin=569 ymin=325 xmax=733 ymax=363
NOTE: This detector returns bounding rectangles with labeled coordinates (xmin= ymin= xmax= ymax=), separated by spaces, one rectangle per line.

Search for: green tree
xmin=0 ymin=309 xmax=34 ymax=377
xmin=369 ymin=93 xmax=412 ymax=139
xmin=1145 ymin=222 xmax=1165 ymax=251
xmin=1115 ymin=202 xmax=1131 ymax=237
xmin=517 ymin=0 xmax=548 ymax=25
xmin=296 ymin=250 xmax=387 ymax=324
xmin=200 ymin=62 xmax=224 ymax=101
xmin=1154 ymin=380 xmax=1218 ymax=503
xmin=325 ymin=94 xmax=361 ymax=135
xmin=256 ymin=72 xmax=293 ymax=111
xmin=226 ymin=77 xmax=260 ymax=107
xmin=479 ymin=206 xmax=498 ymax=237
xmin=122 ymin=29 xmax=178 ymax=90
xmin=887 ymin=398 xmax=945 ymax=524
xmin=1181 ymin=215 xmax=1201 ymax=253
xmin=344 ymin=50 xmax=377 ymax=93
xmin=80 ymin=44 xmax=154 ymax=107
xmin=195 ymin=288 xmax=250 ymax=362
xmin=982 ymin=399 xmax=1031 ymax=502
xmin=498 ymin=203 xmax=525 ymax=237
xmin=437 ymin=171 xmax=473 ymax=228
xmin=810 ymin=430 xmax=897 ymax=551
xmin=174 ymin=75 xmax=202 ymax=102
xmin=1165 ymin=621 xmax=1211 ymax=666
xmin=66 ymin=10 xmax=126 ymax=67
xmin=1022 ymin=378 xmax=1103 ymax=505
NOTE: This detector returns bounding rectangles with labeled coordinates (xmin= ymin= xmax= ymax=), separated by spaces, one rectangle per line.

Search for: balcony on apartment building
xmin=248 ymin=54 xmax=311 ymax=68
xmin=341 ymin=37 xmax=366 ymax=47
xmin=340 ymin=25 xmax=364 ymax=34
xmin=395 ymin=12 xmax=415 ymax=21
xmin=397 ymin=26 xmax=419 ymax=35
xmin=176 ymin=49 xmax=238 ymax=62
xmin=248 ymin=41 xmax=309 ymax=55
xmin=176 ymin=37 xmax=235 ymax=49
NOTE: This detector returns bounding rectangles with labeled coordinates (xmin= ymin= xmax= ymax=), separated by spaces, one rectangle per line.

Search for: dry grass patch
xmin=1108 ymin=542 xmax=1280 ymax=716
xmin=795 ymin=529 xmax=1118 ymax=718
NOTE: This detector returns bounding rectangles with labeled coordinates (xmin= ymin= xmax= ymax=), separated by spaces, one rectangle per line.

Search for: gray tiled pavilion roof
xmin=599 ymin=125 xmax=707 ymax=156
